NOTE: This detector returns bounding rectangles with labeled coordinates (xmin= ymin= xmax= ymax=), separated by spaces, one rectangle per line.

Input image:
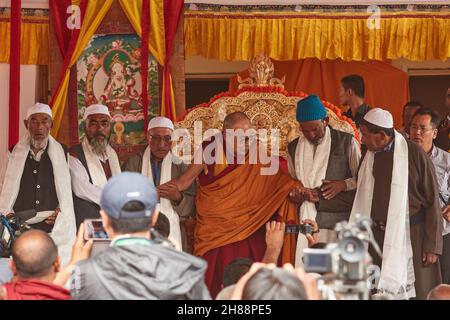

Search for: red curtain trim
xmin=8 ymin=0 xmax=21 ymax=149
xmin=49 ymin=0 xmax=88 ymax=108
xmin=162 ymin=0 xmax=183 ymax=121
xmin=49 ymin=0 xmax=72 ymax=57
xmin=141 ymin=0 xmax=150 ymax=132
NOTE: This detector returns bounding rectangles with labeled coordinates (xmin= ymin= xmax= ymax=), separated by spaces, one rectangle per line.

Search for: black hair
xmin=222 ymin=257 xmax=253 ymax=287
xmin=309 ymin=242 xmax=328 ymax=249
xmin=403 ymin=100 xmax=423 ymax=113
xmin=361 ymin=118 xmax=395 ymax=138
xmin=242 ymin=267 xmax=308 ymax=300
xmin=154 ymin=212 xmax=170 ymax=238
xmin=411 ymin=107 xmax=441 ymax=129
xmin=341 ymin=75 xmax=365 ymax=98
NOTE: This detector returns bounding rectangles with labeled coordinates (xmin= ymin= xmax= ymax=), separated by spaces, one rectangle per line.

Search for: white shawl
xmin=350 ymin=131 xmax=415 ymax=299
xmin=0 ymin=133 xmax=76 ymax=266
xmin=294 ymin=126 xmax=331 ymax=267
xmin=81 ymin=137 xmax=121 ymax=187
xmin=142 ymin=147 xmax=182 ymax=251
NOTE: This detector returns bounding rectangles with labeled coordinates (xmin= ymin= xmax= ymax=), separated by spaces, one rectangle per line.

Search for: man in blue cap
xmin=287 ymin=95 xmax=361 ymax=262
xmin=58 ymin=172 xmax=210 ymax=300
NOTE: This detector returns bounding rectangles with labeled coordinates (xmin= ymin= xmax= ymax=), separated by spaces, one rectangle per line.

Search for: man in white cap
xmin=350 ymin=107 xmax=443 ymax=299
xmin=122 ymin=116 xmax=196 ymax=252
xmin=0 ymin=103 xmax=76 ymax=272
xmin=68 ymin=104 xmax=121 ymax=228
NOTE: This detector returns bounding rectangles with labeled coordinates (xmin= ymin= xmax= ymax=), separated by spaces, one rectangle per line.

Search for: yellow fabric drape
xmin=119 ymin=0 xmax=176 ymax=119
xmin=51 ymin=0 xmax=114 ymax=136
xmin=118 ymin=0 xmax=165 ymax=65
xmin=0 ymin=17 xmax=49 ymax=65
xmin=184 ymin=11 xmax=450 ymax=62
xmin=160 ymin=73 xmax=176 ymax=118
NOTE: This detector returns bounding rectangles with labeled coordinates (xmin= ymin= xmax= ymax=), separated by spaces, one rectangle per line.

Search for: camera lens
xmin=338 ymin=236 xmax=365 ymax=263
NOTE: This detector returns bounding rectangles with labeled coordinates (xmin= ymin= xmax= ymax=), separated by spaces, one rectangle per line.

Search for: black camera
xmin=285 ymin=223 xmax=314 ymax=235
xmin=303 ymin=216 xmax=381 ymax=300
xmin=0 ymin=210 xmax=35 ymax=257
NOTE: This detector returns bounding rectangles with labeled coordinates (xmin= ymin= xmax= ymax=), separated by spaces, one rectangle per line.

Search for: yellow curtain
xmin=51 ymin=0 xmax=114 ymax=136
xmin=119 ymin=0 xmax=176 ymax=119
xmin=118 ymin=0 xmax=165 ymax=65
xmin=184 ymin=11 xmax=450 ymax=62
xmin=0 ymin=17 xmax=49 ymax=65
xmin=161 ymin=73 xmax=176 ymax=118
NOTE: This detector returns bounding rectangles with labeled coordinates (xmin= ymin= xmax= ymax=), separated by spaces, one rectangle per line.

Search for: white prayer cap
xmin=363 ymin=108 xmax=393 ymax=129
xmin=148 ymin=116 xmax=174 ymax=131
xmin=26 ymin=103 xmax=52 ymax=120
xmin=83 ymin=104 xmax=111 ymax=121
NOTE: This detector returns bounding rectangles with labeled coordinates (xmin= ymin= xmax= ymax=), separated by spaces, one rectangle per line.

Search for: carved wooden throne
xmin=175 ymin=55 xmax=359 ymax=254
xmin=176 ymin=54 xmax=359 ymax=159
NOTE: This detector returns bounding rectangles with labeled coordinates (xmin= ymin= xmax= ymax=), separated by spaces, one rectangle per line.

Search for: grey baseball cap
xmin=100 ymin=172 xmax=158 ymax=219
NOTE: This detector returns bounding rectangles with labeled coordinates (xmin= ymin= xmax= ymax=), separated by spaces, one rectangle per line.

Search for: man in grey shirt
xmin=410 ymin=108 xmax=450 ymax=284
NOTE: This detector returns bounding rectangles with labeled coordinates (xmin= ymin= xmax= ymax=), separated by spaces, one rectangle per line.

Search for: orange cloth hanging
xmin=230 ymin=58 xmax=409 ymax=129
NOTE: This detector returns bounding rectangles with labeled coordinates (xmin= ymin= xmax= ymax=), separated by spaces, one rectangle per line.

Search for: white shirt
xmin=68 ymin=155 xmax=104 ymax=205
xmin=30 ymin=148 xmax=46 ymax=162
xmin=429 ymin=145 xmax=450 ymax=236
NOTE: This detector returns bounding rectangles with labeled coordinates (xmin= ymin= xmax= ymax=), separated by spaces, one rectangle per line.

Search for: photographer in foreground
xmin=56 ymin=172 xmax=210 ymax=300
xmin=0 ymin=230 xmax=70 ymax=300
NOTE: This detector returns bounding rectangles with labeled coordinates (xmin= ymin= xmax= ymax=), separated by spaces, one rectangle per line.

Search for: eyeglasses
xmin=87 ymin=119 xmax=110 ymax=128
xmin=149 ymin=135 xmax=172 ymax=143
xmin=409 ymin=125 xmax=436 ymax=134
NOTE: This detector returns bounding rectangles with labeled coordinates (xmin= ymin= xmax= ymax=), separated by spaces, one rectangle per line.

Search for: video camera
xmin=0 ymin=210 xmax=35 ymax=256
xmin=303 ymin=215 xmax=382 ymax=300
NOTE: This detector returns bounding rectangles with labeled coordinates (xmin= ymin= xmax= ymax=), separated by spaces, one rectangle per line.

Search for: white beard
xmin=30 ymin=135 xmax=49 ymax=150
xmin=89 ymin=138 xmax=108 ymax=155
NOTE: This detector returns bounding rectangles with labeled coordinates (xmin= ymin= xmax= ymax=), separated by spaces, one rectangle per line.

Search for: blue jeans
xmin=0 ymin=258 xmax=12 ymax=284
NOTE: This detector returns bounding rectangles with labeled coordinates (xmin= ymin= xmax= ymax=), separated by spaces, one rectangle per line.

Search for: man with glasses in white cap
xmin=122 ymin=116 xmax=196 ymax=252
xmin=350 ymin=107 xmax=443 ymax=299
xmin=68 ymin=104 xmax=121 ymax=229
xmin=0 ymin=103 xmax=76 ymax=276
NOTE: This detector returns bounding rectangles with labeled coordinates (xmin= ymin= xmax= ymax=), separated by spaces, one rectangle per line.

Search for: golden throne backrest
xmin=175 ymin=90 xmax=357 ymax=158
xmin=175 ymin=54 xmax=358 ymax=159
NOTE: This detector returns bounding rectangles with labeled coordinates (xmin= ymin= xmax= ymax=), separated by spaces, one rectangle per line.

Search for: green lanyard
xmin=112 ymin=237 xmax=152 ymax=247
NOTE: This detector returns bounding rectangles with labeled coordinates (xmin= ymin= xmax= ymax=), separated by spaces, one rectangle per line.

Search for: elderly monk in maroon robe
xmin=162 ymin=112 xmax=300 ymax=297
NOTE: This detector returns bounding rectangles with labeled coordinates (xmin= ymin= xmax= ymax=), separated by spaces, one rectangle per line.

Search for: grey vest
xmin=69 ymin=144 xmax=101 ymax=228
xmin=288 ymin=127 xmax=357 ymax=229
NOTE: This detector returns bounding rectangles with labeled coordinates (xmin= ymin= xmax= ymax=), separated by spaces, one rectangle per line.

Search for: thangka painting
xmin=76 ymin=34 xmax=159 ymax=156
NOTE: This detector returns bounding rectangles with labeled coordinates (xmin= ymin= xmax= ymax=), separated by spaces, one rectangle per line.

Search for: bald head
xmin=427 ymin=284 xmax=450 ymax=300
xmin=11 ymin=230 xmax=58 ymax=279
xmin=223 ymin=112 xmax=251 ymax=130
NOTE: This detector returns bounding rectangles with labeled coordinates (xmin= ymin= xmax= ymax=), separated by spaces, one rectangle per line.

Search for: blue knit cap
xmin=296 ymin=95 xmax=327 ymax=122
